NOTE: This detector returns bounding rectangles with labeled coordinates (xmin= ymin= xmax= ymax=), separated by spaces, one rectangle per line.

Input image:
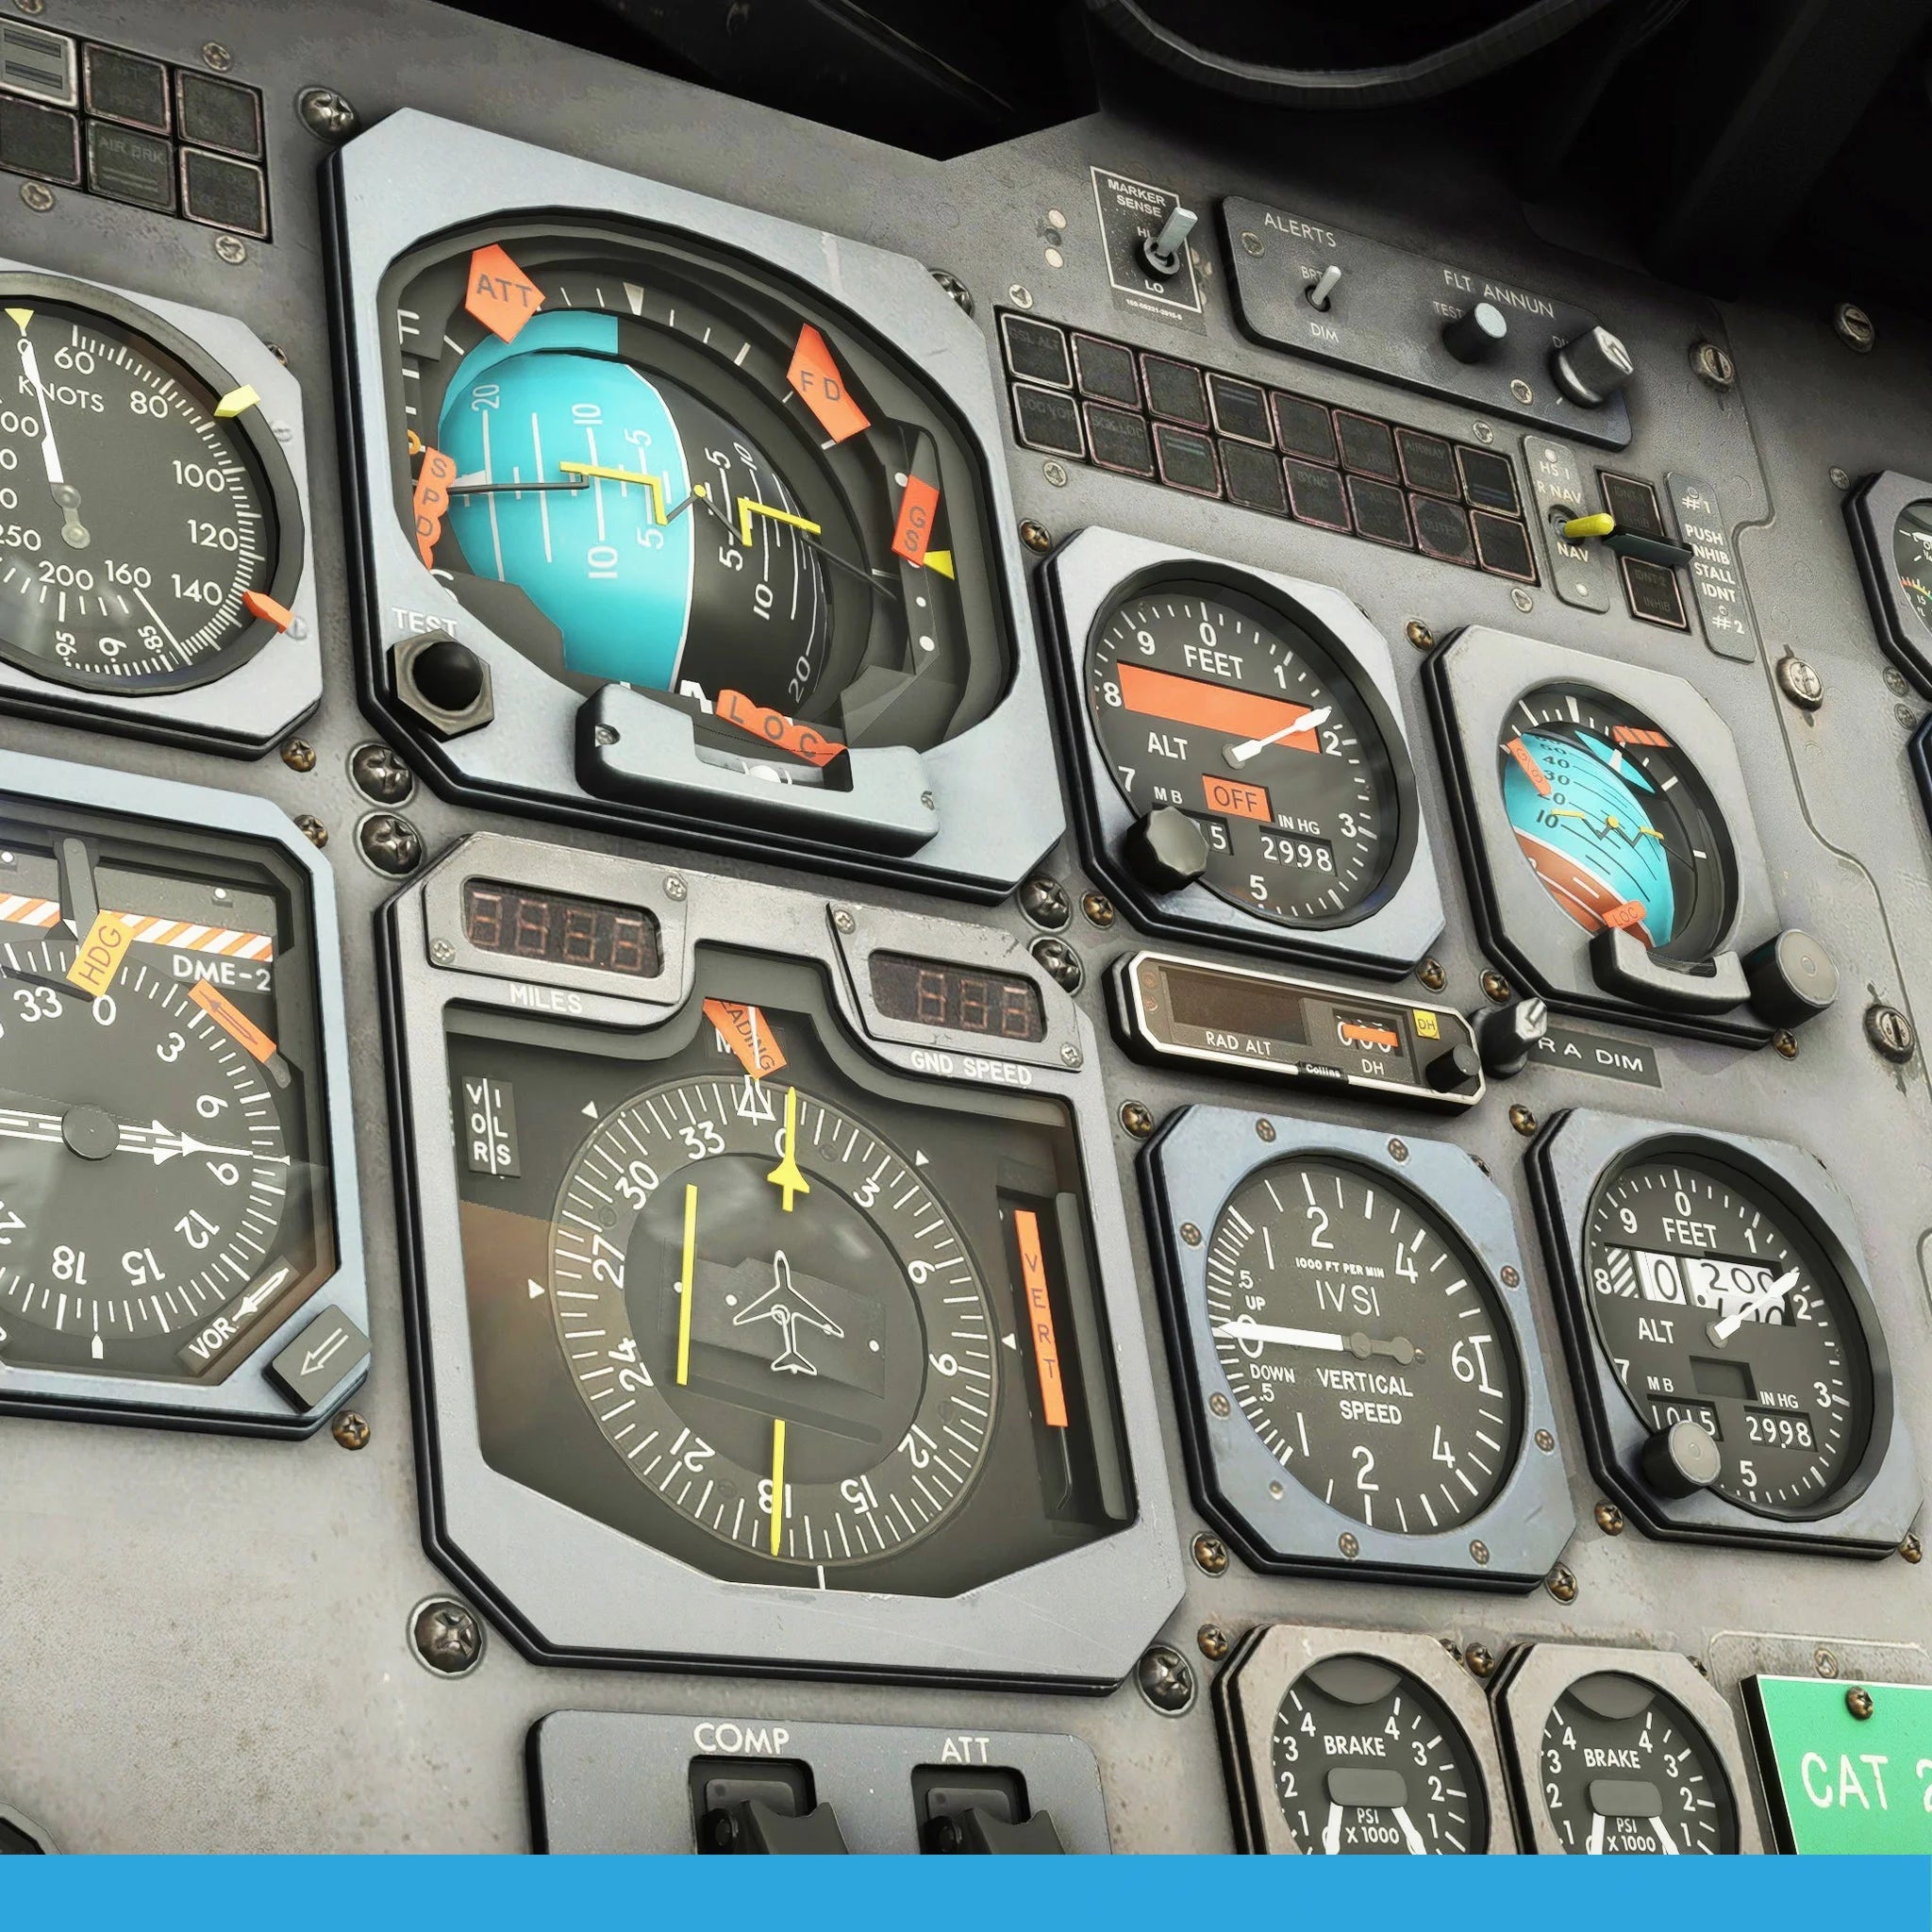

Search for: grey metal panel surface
xmin=0 ymin=0 xmax=1926 ymax=1857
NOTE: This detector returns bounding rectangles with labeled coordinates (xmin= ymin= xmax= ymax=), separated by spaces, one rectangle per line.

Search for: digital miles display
xmin=461 ymin=880 xmax=661 ymax=977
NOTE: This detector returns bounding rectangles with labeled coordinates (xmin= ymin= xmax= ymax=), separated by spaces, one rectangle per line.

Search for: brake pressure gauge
xmin=1144 ymin=1108 xmax=1572 ymax=1587
xmin=1042 ymin=530 xmax=1442 ymax=975
xmin=1493 ymin=1645 xmax=1763 ymax=1854
xmin=1529 ymin=1109 xmax=1917 ymax=1554
xmin=1216 ymin=1624 xmax=1513 ymax=1854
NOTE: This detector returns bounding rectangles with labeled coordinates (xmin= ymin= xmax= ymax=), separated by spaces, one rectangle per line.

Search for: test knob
xmin=1742 ymin=928 xmax=1838 ymax=1029
xmin=1551 ymin=325 xmax=1634 ymax=407
xmin=1122 ymin=806 xmax=1209 ymax=893
xmin=1139 ymin=206 xmax=1197 ymax=280
xmin=1641 ymin=1418 xmax=1723 ymax=1498
xmin=1471 ymin=996 xmax=1547 ymax=1080
xmin=1442 ymin=300 xmax=1507 ymax=365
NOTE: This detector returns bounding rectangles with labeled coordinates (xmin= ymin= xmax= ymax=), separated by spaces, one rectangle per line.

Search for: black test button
xmin=1141 ymin=353 xmax=1209 ymax=427
xmin=1397 ymin=428 xmax=1460 ymax=499
xmin=1411 ymin=495 xmax=1476 ymax=566
xmin=1009 ymin=383 xmax=1084 ymax=458
xmin=174 ymin=70 xmax=263 ymax=159
xmin=0 ymin=95 xmax=79 ymax=185
xmin=999 ymin=314 xmax=1071 ymax=389
xmin=1084 ymin=403 xmax=1154 ymax=477
xmin=179 ymin=148 xmax=268 ymax=238
xmin=81 ymin=43 xmax=169 ymax=132
xmin=1348 ymin=475 xmax=1413 ymax=548
xmin=1219 ymin=441 xmax=1288 ymax=515
xmin=1335 ymin=411 xmax=1400 ymax=481
xmin=1457 ymin=444 xmax=1521 ymax=514
xmin=86 ymin=120 xmax=173 ymax=210
xmin=1270 ymin=391 xmax=1338 ymax=464
xmin=1473 ymin=511 xmax=1538 ymax=582
xmin=1153 ymin=423 xmax=1221 ymax=496
xmin=1072 ymin=332 xmax=1139 ymax=406
xmin=1284 ymin=458 xmax=1350 ymax=532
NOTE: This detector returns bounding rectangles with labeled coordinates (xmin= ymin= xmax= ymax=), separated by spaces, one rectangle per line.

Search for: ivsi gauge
xmin=1144 ymin=1108 xmax=1572 ymax=1588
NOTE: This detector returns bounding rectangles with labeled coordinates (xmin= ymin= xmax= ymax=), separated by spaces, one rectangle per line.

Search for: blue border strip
xmin=3 ymin=1854 xmax=1926 ymax=1929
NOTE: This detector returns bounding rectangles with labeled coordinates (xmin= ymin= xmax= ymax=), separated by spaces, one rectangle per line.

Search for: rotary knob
xmin=1551 ymin=325 xmax=1634 ymax=408
xmin=1742 ymin=928 xmax=1838 ymax=1029
xmin=1121 ymin=806 xmax=1209 ymax=893
xmin=1641 ymin=1418 xmax=1723 ymax=1498
xmin=1471 ymin=996 xmax=1547 ymax=1079
xmin=1441 ymin=301 xmax=1507 ymax=365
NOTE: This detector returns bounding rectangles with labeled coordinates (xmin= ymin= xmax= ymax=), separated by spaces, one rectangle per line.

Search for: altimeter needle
xmin=1224 ymin=706 xmax=1331 ymax=768
xmin=1709 ymin=1265 xmax=1800 ymax=1343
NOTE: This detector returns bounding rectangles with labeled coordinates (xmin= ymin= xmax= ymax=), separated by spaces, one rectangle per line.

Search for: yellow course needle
xmin=769 ymin=1418 xmax=787 ymax=1556
xmin=675 ymin=1182 xmax=698 ymax=1386
xmin=557 ymin=458 xmax=669 ymax=525
xmin=766 ymin=1086 xmax=811 ymax=1212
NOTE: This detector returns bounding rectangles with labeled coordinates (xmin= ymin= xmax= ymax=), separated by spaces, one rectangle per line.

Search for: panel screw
xmin=1595 ymin=1501 xmax=1624 ymax=1535
xmin=1545 ymin=1561 xmax=1578 ymax=1604
xmin=1900 ymin=1531 xmax=1923 ymax=1562
xmin=13 ymin=0 xmax=45 ymax=13
xmin=1032 ymin=935 xmax=1083 ymax=994
xmin=1208 ymin=1391 xmax=1231 ymax=1417
xmin=1180 ymin=1223 xmax=1202 ymax=1245
xmin=1387 ymin=1137 xmax=1408 ymax=1162
xmin=1463 ymin=1643 xmax=1496 ymax=1677
xmin=1690 ymin=341 xmax=1736 ymax=390
xmin=1509 ymin=378 xmax=1534 ymax=405
xmin=1898 ymin=702 xmax=1919 ymax=730
xmin=1865 ymin=1001 xmax=1916 ymax=1063
xmin=1776 ymin=655 xmax=1824 ymax=710
xmin=1008 ymin=285 xmax=1034 ymax=310
xmin=1020 ymin=518 xmax=1054 ymax=552
xmin=1019 ymin=874 xmax=1070 ymax=929
xmin=1405 ymin=620 xmax=1435 ymax=651
xmin=357 ymin=811 xmax=425 ymax=877
xmin=267 ymin=343 xmax=289 ymax=364
xmin=1081 ymin=891 xmax=1116 ymax=927
xmin=1339 ymin=1531 xmax=1360 ymax=1559
xmin=1416 ymin=957 xmax=1446 ymax=991
xmin=297 ymin=86 xmax=358 ymax=140
xmin=19 ymin=180 xmax=54 ymax=212
xmin=331 ymin=1410 xmax=370 ymax=1451
xmin=1535 ymin=1428 xmax=1556 ymax=1453
xmin=1481 ymin=970 xmax=1511 ymax=1003
xmin=1885 ymin=666 xmax=1910 ymax=696
xmin=279 ymin=737 xmax=317 ymax=773
xmin=1773 ymin=1029 xmax=1798 ymax=1059
xmin=1471 ymin=421 xmax=1495 ymax=445
xmin=1847 ymin=1686 xmax=1874 ymax=1720
xmin=1510 ymin=587 xmax=1535 ymax=614
xmin=1833 ymin=302 xmax=1875 ymax=353
xmin=202 ymin=41 xmax=234 ymax=70
xmin=1508 ymin=1104 xmax=1537 ymax=1138
xmin=1470 ymin=1540 xmax=1491 ymax=1565
xmin=591 ymin=724 xmax=619 ymax=746
xmin=1119 ymin=1100 xmax=1155 ymax=1140
xmin=1240 ymin=231 xmax=1263 ymax=257
xmin=430 ymin=939 xmax=456 ymax=966
xmin=929 ymin=269 xmax=974 ymax=314
xmin=664 ymin=875 xmax=688 ymax=901
xmin=350 ymin=741 xmax=415 ymax=805
xmin=1198 ymin=1623 xmax=1232 ymax=1661
xmin=920 ymin=791 xmax=936 ymax=809
xmin=1830 ymin=465 xmax=1853 ymax=490
xmin=1256 ymin=1118 xmax=1275 ymax=1141
xmin=1041 ymin=462 xmax=1068 ymax=489
xmin=831 ymin=908 xmax=857 ymax=933
xmin=1501 ymin=1266 xmax=1520 ymax=1287
xmin=1135 ymin=1643 xmax=1195 ymax=1715
xmin=1814 ymin=1645 xmax=1840 ymax=1679
xmin=214 ymin=235 xmax=248 ymax=266
xmin=412 ymin=1598 xmax=484 ymax=1676
xmin=293 ymin=813 xmax=328 ymax=849
xmin=1058 ymin=1041 xmax=1082 ymax=1068
xmin=1191 ymin=1531 xmax=1230 ymax=1576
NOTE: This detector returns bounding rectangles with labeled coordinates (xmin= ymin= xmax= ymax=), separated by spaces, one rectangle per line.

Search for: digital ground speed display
xmin=461 ymin=879 xmax=660 ymax=977
xmin=869 ymin=952 xmax=1044 ymax=1041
